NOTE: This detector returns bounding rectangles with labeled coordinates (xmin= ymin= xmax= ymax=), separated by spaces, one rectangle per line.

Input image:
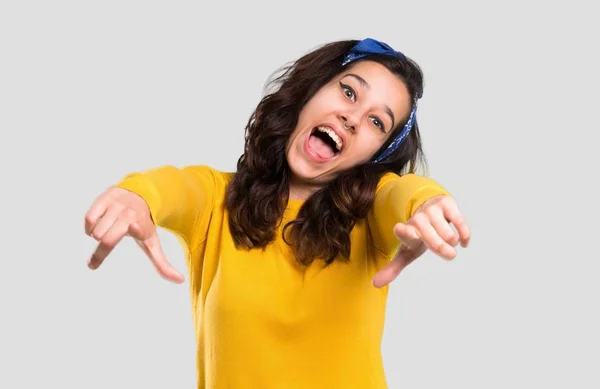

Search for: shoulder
xmin=375 ymin=171 xmax=417 ymax=193
xmin=376 ymin=171 xmax=402 ymax=192
xmin=375 ymin=171 xmax=448 ymax=198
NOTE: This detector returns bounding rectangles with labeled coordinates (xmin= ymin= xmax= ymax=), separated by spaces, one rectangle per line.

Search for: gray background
xmin=1 ymin=0 xmax=599 ymax=388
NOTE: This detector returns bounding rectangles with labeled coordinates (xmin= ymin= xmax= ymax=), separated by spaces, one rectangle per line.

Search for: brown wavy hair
xmin=225 ymin=39 xmax=426 ymax=265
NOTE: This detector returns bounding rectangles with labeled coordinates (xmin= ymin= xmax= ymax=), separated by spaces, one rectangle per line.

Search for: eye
xmin=370 ymin=116 xmax=386 ymax=133
xmin=339 ymin=82 xmax=356 ymax=102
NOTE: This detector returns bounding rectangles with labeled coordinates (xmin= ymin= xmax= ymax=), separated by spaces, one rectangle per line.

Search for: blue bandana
xmin=342 ymin=38 xmax=418 ymax=163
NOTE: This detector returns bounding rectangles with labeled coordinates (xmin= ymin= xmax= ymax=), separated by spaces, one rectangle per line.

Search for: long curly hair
xmin=225 ymin=39 xmax=426 ymax=265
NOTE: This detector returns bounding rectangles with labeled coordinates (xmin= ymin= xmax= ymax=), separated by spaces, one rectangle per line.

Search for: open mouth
xmin=308 ymin=126 xmax=343 ymax=160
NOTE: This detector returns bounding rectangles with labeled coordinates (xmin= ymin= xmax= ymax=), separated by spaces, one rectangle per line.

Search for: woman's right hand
xmin=84 ymin=187 xmax=185 ymax=283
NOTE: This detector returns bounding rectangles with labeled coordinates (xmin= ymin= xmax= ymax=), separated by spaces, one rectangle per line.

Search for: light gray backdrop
xmin=1 ymin=0 xmax=598 ymax=388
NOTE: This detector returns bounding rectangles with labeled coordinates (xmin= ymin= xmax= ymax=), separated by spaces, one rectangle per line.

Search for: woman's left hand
xmin=372 ymin=195 xmax=471 ymax=288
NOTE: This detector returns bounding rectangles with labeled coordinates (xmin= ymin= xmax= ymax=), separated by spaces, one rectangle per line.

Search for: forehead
xmin=338 ymin=60 xmax=411 ymax=121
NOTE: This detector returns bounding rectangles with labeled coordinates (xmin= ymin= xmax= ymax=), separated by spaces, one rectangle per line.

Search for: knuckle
xmin=433 ymin=241 xmax=446 ymax=253
xmin=439 ymin=195 xmax=453 ymax=204
xmin=448 ymin=234 xmax=459 ymax=245
xmin=411 ymin=213 xmax=427 ymax=227
xmin=84 ymin=213 xmax=96 ymax=228
xmin=109 ymin=202 xmax=124 ymax=214
xmin=444 ymin=230 xmax=458 ymax=242
xmin=123 ymin=207 xmax=137 ymax=220
xmin=453 ymin=215 xmax=465 ymax=226
xmin=90 ymin=230 xmax=101 ymax=240
xmin=425 ymin=204 xmax=440 ymax=216
xmin=99 ymin=237 xmax=116 ymax=250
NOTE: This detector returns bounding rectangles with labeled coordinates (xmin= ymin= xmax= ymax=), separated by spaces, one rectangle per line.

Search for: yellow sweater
xmin=116 ymin=165 xmax=449 ymax=389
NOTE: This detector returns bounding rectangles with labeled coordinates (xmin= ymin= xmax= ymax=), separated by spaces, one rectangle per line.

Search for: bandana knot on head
xmin=342 ymin=38 xmax=406 ymax=66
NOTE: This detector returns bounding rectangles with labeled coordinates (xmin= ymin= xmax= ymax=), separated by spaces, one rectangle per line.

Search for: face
xmin=285 ymin=60 xmax=412 ymax=194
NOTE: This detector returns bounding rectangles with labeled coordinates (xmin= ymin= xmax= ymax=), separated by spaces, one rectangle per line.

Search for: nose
xmin=340 ymin=114 xmax=358 ymax=133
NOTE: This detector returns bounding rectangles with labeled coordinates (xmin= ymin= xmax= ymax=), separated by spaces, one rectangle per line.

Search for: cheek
xmin=299 ymin=90 xmax=339 ymax=121
xmin=293 ymin=105 xmax=316 ymax=134
xmin=353 ymin=131 xmax=387 ymax=160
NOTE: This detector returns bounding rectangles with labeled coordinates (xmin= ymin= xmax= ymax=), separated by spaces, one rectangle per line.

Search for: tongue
xmin=309 ymin=134 xmax=335 ymax=159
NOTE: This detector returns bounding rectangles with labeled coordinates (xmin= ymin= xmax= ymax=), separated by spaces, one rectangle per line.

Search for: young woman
xmin=84 ymin=38 xmax=471 ymax=388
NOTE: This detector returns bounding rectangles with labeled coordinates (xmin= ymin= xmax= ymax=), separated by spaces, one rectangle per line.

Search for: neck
xmin=288 ymin=175 xmax=322 ymax=201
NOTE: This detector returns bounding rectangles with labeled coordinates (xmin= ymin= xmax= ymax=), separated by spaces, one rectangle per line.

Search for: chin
xmin=288 ymin=161 xmax=330 ymax=185
xmin=285 ymin=154 xmax=329 ymax=187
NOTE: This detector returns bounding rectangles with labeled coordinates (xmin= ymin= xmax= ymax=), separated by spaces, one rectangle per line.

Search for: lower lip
xmin=303 ymin=133 xmax=334 ymax=163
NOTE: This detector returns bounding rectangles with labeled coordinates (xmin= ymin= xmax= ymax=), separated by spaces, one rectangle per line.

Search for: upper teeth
xmin=316 ymin=126 xmax=342 ymax=151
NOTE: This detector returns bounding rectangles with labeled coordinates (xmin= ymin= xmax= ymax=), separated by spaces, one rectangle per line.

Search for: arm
xmin=115 ymin=164 xmax=217 ymax=249
xmin=367 ymin=172 xmax=450 ymax=258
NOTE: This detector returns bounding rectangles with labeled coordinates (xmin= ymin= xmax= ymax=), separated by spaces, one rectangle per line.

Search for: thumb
xmin=372 ymin=245 xmax=423 ymax=288
xmin=129 ymin=223 xmax=186 ymax=284
xmin=372 ymin=223 xmax=425 ymax=288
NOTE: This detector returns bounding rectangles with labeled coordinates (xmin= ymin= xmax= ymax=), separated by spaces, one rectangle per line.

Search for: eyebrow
xmin=342 ymin=73 xmax=396 ymax=129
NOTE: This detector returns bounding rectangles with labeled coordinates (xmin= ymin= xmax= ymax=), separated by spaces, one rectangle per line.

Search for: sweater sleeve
xmin=367 ymin=172 xmax=450 ymax=258
xmin=114 ymin=164 xmax=218 ymax=250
